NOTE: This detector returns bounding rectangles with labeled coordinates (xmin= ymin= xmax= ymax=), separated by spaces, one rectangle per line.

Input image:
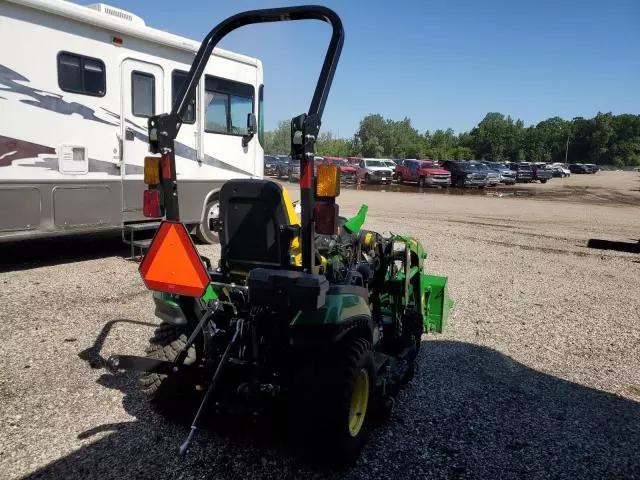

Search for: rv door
xmin=120 ymin=59 xmax=164 ymax=215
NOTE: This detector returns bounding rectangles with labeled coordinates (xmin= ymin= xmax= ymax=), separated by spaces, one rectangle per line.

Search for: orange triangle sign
xmin=139 ymin=221 xmax=209 ymax=297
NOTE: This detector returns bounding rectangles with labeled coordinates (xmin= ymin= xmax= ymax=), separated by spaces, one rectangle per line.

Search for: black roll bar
xmin=172 ymin=5 xmax=344 ymax=124
xmin=147 ymin=5 xmax=343 ymax=272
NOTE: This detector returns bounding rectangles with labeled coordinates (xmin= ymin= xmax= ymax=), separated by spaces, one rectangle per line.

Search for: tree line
xmin=264 ymin=112 xmax=640 ymax=166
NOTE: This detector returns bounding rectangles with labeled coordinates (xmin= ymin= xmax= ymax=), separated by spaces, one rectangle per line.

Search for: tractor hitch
xmin=106 ymin=354 xmax=177 ymax=375
xmin=180 ymin=318 xmax=243 ymax=455
xmin=108 ymin=305 xmax=219 ymax=375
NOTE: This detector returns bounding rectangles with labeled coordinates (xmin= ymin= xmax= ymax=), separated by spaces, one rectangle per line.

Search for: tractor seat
xmin=218 ymin=179 xmax=300 ymax=275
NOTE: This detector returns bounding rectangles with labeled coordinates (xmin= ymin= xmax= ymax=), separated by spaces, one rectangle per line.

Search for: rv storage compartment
xmin=247 ymin=268 xmax=329 ymax=311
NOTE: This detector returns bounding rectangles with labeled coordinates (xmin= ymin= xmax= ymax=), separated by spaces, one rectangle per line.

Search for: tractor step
xmin=122 ymin=221 xmax=161 ymax=260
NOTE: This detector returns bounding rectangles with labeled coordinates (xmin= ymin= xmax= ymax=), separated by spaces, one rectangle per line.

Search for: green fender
xmin=289 ymin=292 xmax=378 ymax=346
xmin=290 ymin=292 xmax=371 ymax=327
xmin=289 ymin=291 xmax=379 ymax=342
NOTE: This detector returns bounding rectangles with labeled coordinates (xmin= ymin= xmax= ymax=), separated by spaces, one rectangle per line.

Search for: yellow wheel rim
xmin=348 ymin=368 xmax=370 ymax=437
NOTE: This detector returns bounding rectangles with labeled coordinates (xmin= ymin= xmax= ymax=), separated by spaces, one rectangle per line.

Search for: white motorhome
xmin=0 ymin=0 xmax=265 ymax=245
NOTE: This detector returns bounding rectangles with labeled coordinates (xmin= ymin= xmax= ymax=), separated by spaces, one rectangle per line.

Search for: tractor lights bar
xmin=314 ymin=164 xmax=340 ymax=235
xmin=142 ymin=154 xmax=175 ymax=218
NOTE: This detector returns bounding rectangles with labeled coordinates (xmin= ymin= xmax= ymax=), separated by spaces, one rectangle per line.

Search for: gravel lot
xmin=1 ymin=171 xmax=639 ymax=479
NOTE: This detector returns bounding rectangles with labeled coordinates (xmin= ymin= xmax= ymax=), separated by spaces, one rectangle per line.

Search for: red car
xmin=321 ymin=156 xmax=357 ymax=183
xmin=395 ymin=159 xmax=451 ymax=187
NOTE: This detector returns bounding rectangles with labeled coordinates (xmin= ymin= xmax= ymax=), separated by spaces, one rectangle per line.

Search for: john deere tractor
xmin=106 ymin=5 xmax=453 ymax=464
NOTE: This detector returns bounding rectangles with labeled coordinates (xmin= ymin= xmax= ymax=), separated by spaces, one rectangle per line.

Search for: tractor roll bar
xmin=172 ymin=5 xmax=344 ymax=124
xmin=148 ymin=5 xmax=344 ymax=273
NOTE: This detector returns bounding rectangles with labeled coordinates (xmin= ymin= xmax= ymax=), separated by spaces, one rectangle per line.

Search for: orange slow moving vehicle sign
xmin=139 ymin=221 xmax=210 ymax=297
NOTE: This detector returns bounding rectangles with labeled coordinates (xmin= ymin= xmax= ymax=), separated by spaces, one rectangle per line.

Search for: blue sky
xmin=90 ymin=0 xmax=639 ymax=137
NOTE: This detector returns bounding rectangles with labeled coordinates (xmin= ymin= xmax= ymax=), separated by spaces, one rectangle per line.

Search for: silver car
xmin=484 ymin=162 xmax=517 ymax=185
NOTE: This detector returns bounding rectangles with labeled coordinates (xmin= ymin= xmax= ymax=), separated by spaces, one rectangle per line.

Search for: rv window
xmin=131 ymin=72 xmax=155 ymax=118
xmin=172 ymin=70 xmax=196 ymax=124
xmin=204 ymin=75 xmax=254 ymax=136
xmin=57 ymin=52 xmax=105 ymax=97
xmin=230 ymin=95 xmax=252 ymax=135
xmin=205 ymin=92 xmax=229 ymax=133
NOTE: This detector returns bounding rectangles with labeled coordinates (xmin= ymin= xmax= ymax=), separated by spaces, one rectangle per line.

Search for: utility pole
xmin=564 ymin=135 xmax=570 ymax=167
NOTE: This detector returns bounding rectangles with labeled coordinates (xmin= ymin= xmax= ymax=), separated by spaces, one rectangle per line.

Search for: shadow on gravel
xmin=24 ymin=340 xmax=640 ymax=480
xmin=0 ymin=232 xmax=129 ymax=273
xmin=587 ymin=238 xmax=640 ymax=254
xmin=78 ymin=318 xmax=158 ymax=369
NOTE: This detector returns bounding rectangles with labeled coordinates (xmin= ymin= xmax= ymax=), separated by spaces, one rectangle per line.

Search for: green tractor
xmin=106 ymin=5 xmax=453 ymax=464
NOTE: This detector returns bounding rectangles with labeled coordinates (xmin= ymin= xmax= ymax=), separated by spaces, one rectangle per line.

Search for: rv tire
xmin=195 ymin=196 xmax=220 ymax=244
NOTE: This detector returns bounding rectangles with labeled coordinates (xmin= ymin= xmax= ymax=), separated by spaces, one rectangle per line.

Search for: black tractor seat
xmin=217 ymin=179 xmax=300 ymax=276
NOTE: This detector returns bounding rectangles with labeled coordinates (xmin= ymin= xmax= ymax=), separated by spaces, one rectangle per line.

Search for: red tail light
xmin=143 ymin=189 xmax=162 ymax=217
xmin=314 ymin=201 xmax=338 ymax=235
xmin=161 ymin=152 xmax=173 ymax=180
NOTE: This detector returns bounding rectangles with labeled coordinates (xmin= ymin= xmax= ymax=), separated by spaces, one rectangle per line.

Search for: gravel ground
xmin=1 ymin=171 xmax=639 ymax=479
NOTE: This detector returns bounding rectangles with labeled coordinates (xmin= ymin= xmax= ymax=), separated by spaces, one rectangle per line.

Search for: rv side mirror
xmin=242 ymin=113 xmax=257 ymax=147
xmin=247 ymin=113 xmax=257 ymax=134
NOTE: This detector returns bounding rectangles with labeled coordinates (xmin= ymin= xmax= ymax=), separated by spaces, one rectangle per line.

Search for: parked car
xmin=475 ymin=163 xmax=501 ymax=186
xmin=275 ymin=155 xmax=291 ymax=179
xmin=322 ymin=157 xmax=358 ymax=183
xmin=483 ymin=161 xmax=517 ymax=184
xmin=391 ymin=159 xmax=406 ymax=180
xmin=285 ymin=157 xmax=301 ymax=181
xmin=550 ymin=164 xmax=571 ymax=177
xmin=584 ymin=163 xmax=599 ymax=173
xmin=441 ymin=160 xmax=488 ymax=188
xmin=395 ymin=159 xmax=452 ymax=187
xmin=356 ymin=159 xmax=394 ymax=184
xmin=569 ymin=163 xmax=590 ymax=174
xmin=531 ymin=163 xmax=553 ymax=183
xmin=507 ymin=162 xmax=534 ymax=183
xmin=263 ymin=155 xmax=281 ymax=176
xmin=382 ymin=159 xmax=398 ymax=178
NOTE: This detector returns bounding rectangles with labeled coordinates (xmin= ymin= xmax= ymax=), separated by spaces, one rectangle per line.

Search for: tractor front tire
xmin=139 ymin=323 xmax=202 ymax=419
xmin=296 ymin=337 xmax=376 ymax=465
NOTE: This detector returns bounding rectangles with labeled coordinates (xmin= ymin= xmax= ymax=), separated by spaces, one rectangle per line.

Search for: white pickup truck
xmin=355 ymin=158 xmax=394 ymax=185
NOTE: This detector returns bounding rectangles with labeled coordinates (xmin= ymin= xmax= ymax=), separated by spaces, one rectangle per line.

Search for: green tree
xmin=316 ymin=131 xmax=357 ymax=157
xmin=264 ymin=120 xmax=290 ymax=155
xmin=263 ymin=112 xmax=640 ymax=166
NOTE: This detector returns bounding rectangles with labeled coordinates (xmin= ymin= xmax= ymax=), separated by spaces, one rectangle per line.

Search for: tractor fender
xmin=289 ymin=291 xmax=375 ymax=347
xmin=334 ymin=315 xmax=374 ymax=344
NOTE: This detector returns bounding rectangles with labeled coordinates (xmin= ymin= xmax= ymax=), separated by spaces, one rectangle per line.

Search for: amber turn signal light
xmin=144 ymin=156 xmax=161 ymax=185
xmin=316 ymin=164 xmax=340 ymax=198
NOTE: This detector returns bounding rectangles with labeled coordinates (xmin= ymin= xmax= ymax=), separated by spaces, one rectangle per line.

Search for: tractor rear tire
xmin=294 ymin=337 xmax=376 ymax=466
xmin=139 ymin=323 xmax=202 ymax=419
